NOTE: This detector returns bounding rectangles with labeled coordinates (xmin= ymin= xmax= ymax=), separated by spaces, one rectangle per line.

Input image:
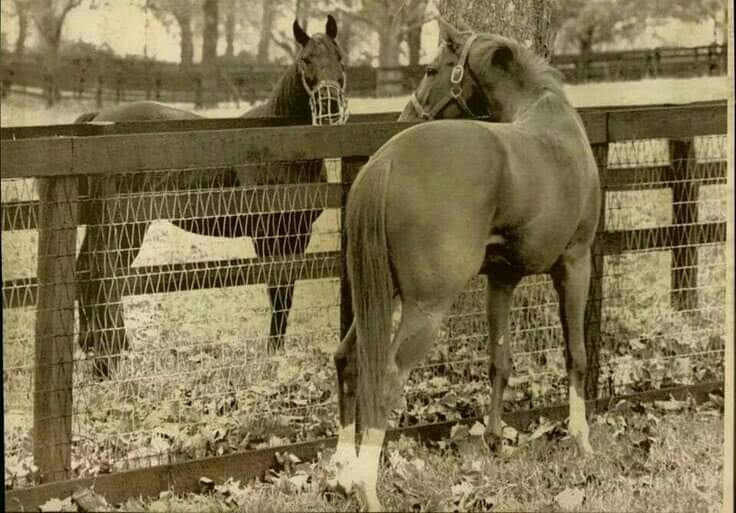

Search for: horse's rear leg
xmin=78 ymin=219 xmax=147 ymax=378
xmin=551 ymin=249 xmax=594 ymax=455
xmin=484 ymin=271 xmax=521 ymax=451
xmin=333 ymin=320 xmax=358 ymax=470
xmin=347 ymin=298 xmax=451 ymax=511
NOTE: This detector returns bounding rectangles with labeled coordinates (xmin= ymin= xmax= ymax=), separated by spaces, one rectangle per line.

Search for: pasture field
xmin=1 ymin=75 xmax=728 ymax=503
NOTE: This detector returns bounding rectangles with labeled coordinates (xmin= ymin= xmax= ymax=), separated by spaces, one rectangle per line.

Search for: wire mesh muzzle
xmin=302 ymin=74 xmax=349 ymax=126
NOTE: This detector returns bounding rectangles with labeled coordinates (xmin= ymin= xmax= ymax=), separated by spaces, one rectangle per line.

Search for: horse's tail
xmin=346 ymin=158 xmax=394 ymax=427
xmin=74 ymin=112 xmax=98 ymax=123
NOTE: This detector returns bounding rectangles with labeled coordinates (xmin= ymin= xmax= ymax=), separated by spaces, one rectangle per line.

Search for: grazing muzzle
xmin=302 ymin=72 xmax=349 ymax=125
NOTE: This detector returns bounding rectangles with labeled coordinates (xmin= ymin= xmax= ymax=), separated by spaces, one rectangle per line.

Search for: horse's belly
xmin=486 ymin=233 xmax=565 ymax=275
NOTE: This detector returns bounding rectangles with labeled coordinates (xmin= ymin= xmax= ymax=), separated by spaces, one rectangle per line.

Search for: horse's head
xmin=401 ymin=18 xmax=562 ymax=123
xmin=294 ymin=15 xmax=349 ymax=125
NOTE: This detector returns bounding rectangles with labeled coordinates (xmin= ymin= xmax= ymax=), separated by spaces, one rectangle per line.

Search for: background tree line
xmin=1 ymin=0 xmax=728 ymax=72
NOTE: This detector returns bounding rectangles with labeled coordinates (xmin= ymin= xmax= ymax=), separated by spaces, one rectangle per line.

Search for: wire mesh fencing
xmin=3 ymin=160 xmax=344 ymax=486
xmin=2 ymin=109 xmax=728 ymax=490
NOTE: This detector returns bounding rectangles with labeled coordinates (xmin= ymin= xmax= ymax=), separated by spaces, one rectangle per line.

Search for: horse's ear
xmin=326 ymin=14 xmax=338 ymax=39
xmin=491 ymin=45 xmax=515 ymax=72
xmin=438 ymin=16 xmax=464 ymax=48
xmin=293 ymin=20 xmax=310 ymax=47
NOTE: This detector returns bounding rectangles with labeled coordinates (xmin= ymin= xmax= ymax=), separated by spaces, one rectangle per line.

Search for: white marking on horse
xmin=568 ymin=384 xmax=593 ymax=454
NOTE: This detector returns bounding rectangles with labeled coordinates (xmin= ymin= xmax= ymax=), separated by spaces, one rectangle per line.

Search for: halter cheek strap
xmin=410 ymin=33 xmax=483 ymax=121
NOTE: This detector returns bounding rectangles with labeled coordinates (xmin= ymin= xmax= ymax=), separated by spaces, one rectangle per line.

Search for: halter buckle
xmin=451 ymin=86 xmax=463 ymax=99
xmin=450 ymin=65 xmax=464 ymax=84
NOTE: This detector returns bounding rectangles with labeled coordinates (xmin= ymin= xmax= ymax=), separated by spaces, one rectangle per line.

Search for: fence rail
xmin=1 ymin=100 xmax=727 ymax=500
xmin=1 ymin=44 xmax=727 ymax=105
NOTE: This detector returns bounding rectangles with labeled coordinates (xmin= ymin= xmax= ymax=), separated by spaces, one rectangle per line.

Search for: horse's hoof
xmin=355 ymin=484 xmax=382 ymax=512
xmin=576 ymin=440 xmax=594 ymax=457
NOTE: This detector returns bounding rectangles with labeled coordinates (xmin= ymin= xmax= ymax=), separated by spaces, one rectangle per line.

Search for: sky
xmin=0 ymin=1 xmax=723 ymax=65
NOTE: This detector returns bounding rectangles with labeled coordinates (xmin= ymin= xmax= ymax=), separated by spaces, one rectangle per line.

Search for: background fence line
xmin=1 ymin=100 xmax=727 ymax=496
xmin=0 ymin=44 xmax=728 ymax=106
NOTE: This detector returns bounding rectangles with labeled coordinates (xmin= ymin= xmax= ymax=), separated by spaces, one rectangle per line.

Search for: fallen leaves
xmin=554 ymin=487 xmax=585 ymax=511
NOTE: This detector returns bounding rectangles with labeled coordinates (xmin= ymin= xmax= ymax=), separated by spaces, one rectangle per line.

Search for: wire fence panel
xmin=600 ymin=135 xmax=727 ymax=398
xmin=2 ymin=109 xmax=728 ymax=491
xmin=4 ymin=162 xmax=344 ymax=486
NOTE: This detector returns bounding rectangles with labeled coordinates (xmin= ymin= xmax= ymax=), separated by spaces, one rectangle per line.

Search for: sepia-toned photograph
xmin=1 ymin=0 xmax=732 ymax=511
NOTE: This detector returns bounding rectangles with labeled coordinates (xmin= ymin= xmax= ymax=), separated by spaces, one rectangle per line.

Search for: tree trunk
xmin=15 ymin=7 xmax=29 ymax=59
xmin=531 ymin=0 xmax=553 ymax=58
xmin=257 ymin=0 xmax=276 ymax=64
xmin=224 ymin=0 xmax=236 ymax=58
xmin=201 ymin=0 xmax=219 ymax=107
xmin=378 ymin=28 xmax=401 ymax=66
xmin=406 ymin=23 xmax=422 ymax=65
xmin=438 ymin=0 xmax=554 ymax=57
xmin=31 ymin=0 xmax=83 ymax=105
xmin=335 ymin=10 xmax=353 ymax=64
xmin=178 ymin=15 xmax=194 ymax=69
xmin=201 ymin=0 xmax=219 ymax=67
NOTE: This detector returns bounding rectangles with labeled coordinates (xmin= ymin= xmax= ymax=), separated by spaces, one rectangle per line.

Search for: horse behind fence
xmin=73 ymin=16 xmax=347 ymax=377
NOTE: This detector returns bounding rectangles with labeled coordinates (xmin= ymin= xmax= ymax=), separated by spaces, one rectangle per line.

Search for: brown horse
xmin=74 ymin=16 xmax=347 ymax=377
xmin=332 ymin=20 xmax=600 ymax=510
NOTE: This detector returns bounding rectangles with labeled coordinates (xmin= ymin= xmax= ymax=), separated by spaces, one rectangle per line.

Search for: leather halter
xmin=410 ymin=33 xmax=487 ymax=121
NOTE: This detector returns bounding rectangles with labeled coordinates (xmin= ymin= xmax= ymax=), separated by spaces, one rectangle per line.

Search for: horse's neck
xmin=244 ymin=64 xmax=311 ymax=120
xmin=511 ymin=90 xmax=572 ymax=128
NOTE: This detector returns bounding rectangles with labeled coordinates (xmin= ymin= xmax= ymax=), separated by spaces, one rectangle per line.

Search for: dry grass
xmin=100 ymin=404 xmax=724 ymax=513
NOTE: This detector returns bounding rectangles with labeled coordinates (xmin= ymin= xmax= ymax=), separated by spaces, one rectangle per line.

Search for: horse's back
xmin=86 ymin=101 xmax=204 ymax=122
xmin=368 ymin=111 xmax=599 ymax=273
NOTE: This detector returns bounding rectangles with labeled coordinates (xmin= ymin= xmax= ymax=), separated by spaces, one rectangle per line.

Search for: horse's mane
xmin=495 ymin=35 xmax=565 ymax=100
xmin=242 ymin=63 xmax=311 ymax=120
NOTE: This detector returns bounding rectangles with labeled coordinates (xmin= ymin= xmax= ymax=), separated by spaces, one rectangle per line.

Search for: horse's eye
xmin=425 ymin=66 xmax=437 ymax=76
xmin=302 ymin=57 xmax=311 ymax=65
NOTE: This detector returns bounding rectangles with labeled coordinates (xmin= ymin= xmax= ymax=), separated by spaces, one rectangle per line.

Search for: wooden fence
xmin=0 ymin=44 xmax=727 ymax=106
xmin=0 ymin=100 xmax=727 ymax=504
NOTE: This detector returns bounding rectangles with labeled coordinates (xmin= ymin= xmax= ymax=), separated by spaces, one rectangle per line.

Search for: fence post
xmin=115 ymin=74 xmax=123 ymax=104
xmin=96 ymin=75 xmax=104 ymax=108
xmin=194 ymin=73 xmax=204 ymax=109
xmin=33 ymin=176 xmax=78 ymax=483
xmin=584 ymin=142 xmax=609 ymax=401
xmin=339 ymin=157 xmax=366 ymax=339
xmin=669 ymin=138 xmax=698 ymax=311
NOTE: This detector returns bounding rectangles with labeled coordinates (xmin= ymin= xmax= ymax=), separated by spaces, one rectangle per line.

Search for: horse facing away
xmin=74 ymin=16 xmax=347 ymax=378
xmin=331 ymin=19 xmax=601 ymax=510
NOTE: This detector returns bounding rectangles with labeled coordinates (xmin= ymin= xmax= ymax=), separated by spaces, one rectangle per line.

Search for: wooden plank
xmin=33 ymin=177 xmax=78 ymax=483
xmin=0 ymin=122 xmax=422 ymax=179
xmin=4 ymin=220 xmax=727 ymax=309
xmin=80 ymin=183 xmax=343 ymax=225
xmin=600 ymin=222 xmax=726 ymax=255
xmin=5 ymin=381 xmax=721 ymax=512
xmin=608 ymin=103 xmax=727 ymax=141
xmin=3 ymin=160 xmax=726 ymax=232
xmin=4 ymin=251 xmax=341 ymax=308
xmin=1 ymin=100 xmax=725 ymax=142
xmin=2 ymin=183 xmax=343 ymax=232
xmin=605 ymin=160 xmax=727 ymax=190
xmin=1 ymin=137 xmax=73 ymax=177
xmin=0 ymin=112 xmax=402 ymax=141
